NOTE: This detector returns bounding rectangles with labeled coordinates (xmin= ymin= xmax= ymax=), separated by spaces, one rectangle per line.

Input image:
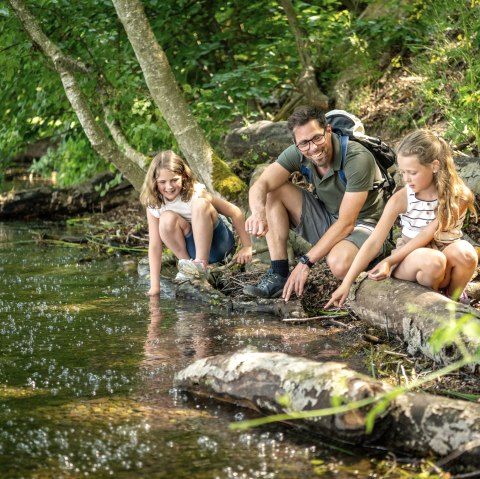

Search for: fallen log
xmin=174 ymin=350 xmax=480 ymax=468
xmin=348 ymin=275 xmax=480 ymax=372
xmin=0 ymin=172 xmax=134 ymax=219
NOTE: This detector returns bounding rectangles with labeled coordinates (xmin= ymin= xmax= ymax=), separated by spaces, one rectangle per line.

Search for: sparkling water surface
xmin=0 ymin=221 xmax=371 ymax=478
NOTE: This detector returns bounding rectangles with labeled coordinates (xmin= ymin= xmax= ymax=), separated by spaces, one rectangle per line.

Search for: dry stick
xmin=383 ymin=350 xmax=409 ymax=357
xmin=282 ymin=313 xmax=349 ymax=323
xmin=434 ymin=439 xmax=480 ymax=469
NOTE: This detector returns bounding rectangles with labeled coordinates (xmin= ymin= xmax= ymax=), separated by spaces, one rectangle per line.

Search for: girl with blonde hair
xmin=326 ymin=129 xmax=477 ymax=308
xmin=140 ymin=150 xmax=252 ymax=296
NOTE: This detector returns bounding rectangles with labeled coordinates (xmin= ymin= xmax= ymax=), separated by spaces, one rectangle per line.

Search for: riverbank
xmin=79 ymin=192 xmax=480 ymax=398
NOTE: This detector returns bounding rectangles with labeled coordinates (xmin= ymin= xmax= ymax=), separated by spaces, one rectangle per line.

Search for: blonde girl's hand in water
xmin=233 ymin=245 xmax=253 ymax=264
xmin=324 ymin=283 xmax=351 ymax=309
xmin=147 ymin=286 xmax=161 ymax=296
xmin=367 ymin=259 xmax=391 ymax=281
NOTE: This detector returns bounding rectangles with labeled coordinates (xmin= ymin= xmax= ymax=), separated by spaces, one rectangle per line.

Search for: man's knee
xmin=326 ymin=257 xmax=351 ymax=279
xmin=326 ymin=241 xmax=359 ymax=279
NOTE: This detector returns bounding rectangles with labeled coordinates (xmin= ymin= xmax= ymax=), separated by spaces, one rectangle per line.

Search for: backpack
xmin=325 ymin=109 xmax=396 ymax=199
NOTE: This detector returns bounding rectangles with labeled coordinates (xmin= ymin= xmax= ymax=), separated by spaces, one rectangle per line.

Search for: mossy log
xmin=348 ymin=275 xmax=480 ymax=372
xmin=0 ymin=172 xmax=133 ymax=220
xmin=174 ymin=350 xmax=480 ymax=467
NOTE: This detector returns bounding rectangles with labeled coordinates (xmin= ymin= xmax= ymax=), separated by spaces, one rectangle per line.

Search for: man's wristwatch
xmin=299 ymin=254 xmax=315 ymax=268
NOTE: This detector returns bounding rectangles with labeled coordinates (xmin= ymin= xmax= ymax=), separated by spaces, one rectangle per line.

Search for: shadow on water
xmin=0 ymin=221 xmax=382 ymax=478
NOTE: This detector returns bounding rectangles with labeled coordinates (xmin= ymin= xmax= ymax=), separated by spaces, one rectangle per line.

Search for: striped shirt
xmin=400 ymin=185 xmax=438 ymax=239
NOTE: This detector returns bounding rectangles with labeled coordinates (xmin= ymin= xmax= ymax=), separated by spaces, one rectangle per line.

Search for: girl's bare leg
xmin=158 ymin=211 xmax=191 ymax=259
xmin=440 ymin=240 xmax=478 ymax=299
xmin=191 ymin=197 xmax=217 ymax=261
xmin=392 ymin=247 xmax=447 ymax=290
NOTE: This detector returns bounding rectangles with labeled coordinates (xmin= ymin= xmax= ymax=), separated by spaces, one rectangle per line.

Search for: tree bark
xmin=348 ymin=275 xmax=480 ymax=372
xmin=279 ymin=0 xmax=328 ymax=111
xmin=0 ymin=172 xmax=133 ymax=219
xmin=8 ymin=0 xmax=147 ymax=191
xmin=174 ymin=350 xmax=480 ymax=467
xmin=111 ymin=0 xmax=246 ymax=199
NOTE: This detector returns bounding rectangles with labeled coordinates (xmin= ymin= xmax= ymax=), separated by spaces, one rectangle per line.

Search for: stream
xmin=0 ymin=221 xmax=380 ymax=478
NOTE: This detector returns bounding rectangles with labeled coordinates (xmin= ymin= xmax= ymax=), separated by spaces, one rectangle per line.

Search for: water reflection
xmin=0 ymin=221 xmax=371 ymax=478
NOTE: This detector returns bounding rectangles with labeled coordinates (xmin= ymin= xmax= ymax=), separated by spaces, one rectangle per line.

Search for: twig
xmin=383 ymin=350 xmax=409 ymax=357
xmin=282 ymin=313 xmax=349 ymax=322
xmin=434 ymin=439 xmax=480 ymax=469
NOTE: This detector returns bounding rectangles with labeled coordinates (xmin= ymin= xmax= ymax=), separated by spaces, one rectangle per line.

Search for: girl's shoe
xmin=441 ymin=288 xmax=470 ymax=304
xmin=458 ymin=289 xmax=470 ymax=304
xmin=174 ymin=259 xmax=208 ymax=283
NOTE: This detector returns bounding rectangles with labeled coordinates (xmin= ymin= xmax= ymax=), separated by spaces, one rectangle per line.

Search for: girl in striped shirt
xmin=326 ymin=129 xmax=477 ymax=307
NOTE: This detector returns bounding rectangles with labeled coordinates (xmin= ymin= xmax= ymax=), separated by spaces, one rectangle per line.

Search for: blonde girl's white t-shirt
xmin=147 ymin=182 xmax=206 ymax=223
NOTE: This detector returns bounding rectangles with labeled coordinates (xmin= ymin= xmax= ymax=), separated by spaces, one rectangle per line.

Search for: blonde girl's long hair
xmin=396 ymin=130 xmax=477 ymax=238
xmin=139 ymin=150 xmax=196 ymax=208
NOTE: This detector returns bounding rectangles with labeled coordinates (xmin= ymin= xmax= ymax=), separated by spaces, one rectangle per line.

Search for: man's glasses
xmin=295 ymin=132 xmax=326 ymax=152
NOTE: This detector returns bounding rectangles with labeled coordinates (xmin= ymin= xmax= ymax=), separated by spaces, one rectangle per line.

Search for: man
xmin=244 ymin=105 xmax=386 ymax=301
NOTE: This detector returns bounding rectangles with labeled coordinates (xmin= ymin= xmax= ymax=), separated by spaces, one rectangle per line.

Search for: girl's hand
xmin=368 ymin=260 xmax=391 ymax=281
xmin=148 ymin=286 xmax=160 ymax=296
xmin=233 ymin=245 xmax=252 ymax=264
xmin=324 ymin=284 xmax=350 ymax=309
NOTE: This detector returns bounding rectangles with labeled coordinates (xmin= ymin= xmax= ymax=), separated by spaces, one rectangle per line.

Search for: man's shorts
xmin=292 ymin=189 xmax=385 ymax=253
xmin=185 ymin=215 xmax=235 ymax=264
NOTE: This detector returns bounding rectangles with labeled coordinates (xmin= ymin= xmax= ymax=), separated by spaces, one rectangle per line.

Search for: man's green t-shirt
xmin=277 ymin=134 xmax=385 ymax=222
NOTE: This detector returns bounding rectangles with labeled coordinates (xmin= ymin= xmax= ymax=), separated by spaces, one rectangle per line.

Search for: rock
xmin=223 ymin=121 xmax=291 ymax=160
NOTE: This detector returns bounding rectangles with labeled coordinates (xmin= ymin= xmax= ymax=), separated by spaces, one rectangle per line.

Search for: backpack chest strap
xmin=339 ymin=135 xmax=348 ymax=185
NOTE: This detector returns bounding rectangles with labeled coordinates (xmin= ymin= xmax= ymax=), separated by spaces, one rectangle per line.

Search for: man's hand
xmin=282 ymin=263 xmax=310 ymax=302
xmin=245 ymin=211 xmax=268 ymax=237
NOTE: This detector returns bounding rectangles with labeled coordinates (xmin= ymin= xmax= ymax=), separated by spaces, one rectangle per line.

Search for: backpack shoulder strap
xmin=339 ymin=135 xmax=348 ymax=186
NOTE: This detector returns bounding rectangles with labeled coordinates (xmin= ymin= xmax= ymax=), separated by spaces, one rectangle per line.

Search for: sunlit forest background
xmin=1 ymin=0 xmax=479 ymax=188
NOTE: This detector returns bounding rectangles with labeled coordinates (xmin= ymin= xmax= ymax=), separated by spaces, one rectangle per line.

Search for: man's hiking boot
xmin=243 ymin=270 xmax=287 ymax=298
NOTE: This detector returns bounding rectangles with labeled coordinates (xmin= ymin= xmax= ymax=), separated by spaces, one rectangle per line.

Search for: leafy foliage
xmin=408 ymin=0 xmax=480 ymax=151
xmin=1 ymin=0 xmax=480 ymax=185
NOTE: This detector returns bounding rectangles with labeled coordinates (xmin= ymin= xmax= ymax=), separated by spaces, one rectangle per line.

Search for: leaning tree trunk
xmin=8 ymin=0 xmax=148 ymax=191
xmin=174 ymin=350 xmax=480 ymax=467
xmin=348 ymin=275 xmax=480 ymax=372
xmin=279 ymin=0 xmax=328 ymax=111
xmin=111 ymin=0 xmax=246 ymax=200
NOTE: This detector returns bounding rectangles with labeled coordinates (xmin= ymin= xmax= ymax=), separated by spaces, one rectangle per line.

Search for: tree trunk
xmin=174 ymin=350 xmax=480 ymax=467
xmin=348 ymin=275 xmax=480 ymax=372
xmin=8 ymin=0 xmax=148 ymax=191
xmin=111 ymin=0 xmax=246 ymax=199
xmin=279 ymin=0 xmax=328 ymax=111
xmin=0 ymin=172 xmax=133 ymax=219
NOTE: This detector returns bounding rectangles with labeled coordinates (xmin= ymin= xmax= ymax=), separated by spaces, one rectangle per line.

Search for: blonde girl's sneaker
xmin=458 ymin=290 xmax=470 ymax=304
xmin=174 ymin=259 xmax=208 ymax=283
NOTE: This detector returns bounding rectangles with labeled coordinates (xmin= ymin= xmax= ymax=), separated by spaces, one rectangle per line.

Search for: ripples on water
xmin=0 ymin=222 xmax=369 ymax=478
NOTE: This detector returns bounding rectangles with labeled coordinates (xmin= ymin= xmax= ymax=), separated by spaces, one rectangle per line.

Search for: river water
xmin=0 ymin=221 xmax=378 ymax=478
